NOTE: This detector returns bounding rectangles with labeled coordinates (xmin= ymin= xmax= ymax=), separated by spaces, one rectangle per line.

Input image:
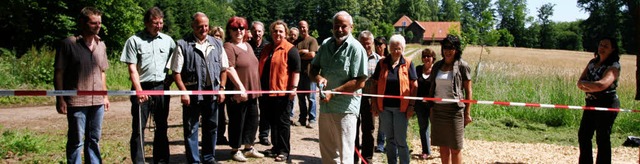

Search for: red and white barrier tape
xmin=0 ymin=90 xmax=636 ymax=113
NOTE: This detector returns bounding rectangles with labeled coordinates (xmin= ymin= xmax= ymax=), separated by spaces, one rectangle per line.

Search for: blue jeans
xmin=182 ymin=95 xmax=219 ymax=163
xmin=376 ymin=131 xmax=385 ymax=151
xmin=380 ymin=107 xmax=409 ymax=164
xmin=297 ymin=81 xmax=317 ymax=124
xmin=66 ymin=105 xmax=105 ymax=164
xmin=415 ymin=102 xmax=431 ymax=155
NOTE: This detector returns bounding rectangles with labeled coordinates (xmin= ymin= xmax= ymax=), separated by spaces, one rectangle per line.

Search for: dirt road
xmin=1 ymin=48 xmax=638 ymax=163
xmin=2 ymin=96 xmax=638 ymax=163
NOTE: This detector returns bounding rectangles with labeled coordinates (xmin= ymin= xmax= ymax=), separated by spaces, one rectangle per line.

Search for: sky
xmin=526 ymin=0 xmax=589 ymax=22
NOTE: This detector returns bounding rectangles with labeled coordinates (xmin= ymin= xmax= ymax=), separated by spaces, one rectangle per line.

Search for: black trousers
xmin=218 ymin=102 xmax=227 ymax=141
xmin=258 ymin=100 xmax=270 ymax=140
xmin=355 ymin=97 xmax=375 ymax=163
xmin=578 ymin=98 xmax=619 ymax=164
xmin=259 ymin=96 xmax=292 ymax=156
xmin=227 ymin=98 xmax=259 ymax=149
xmin=130 ymin=82 xmax=169 ymax=163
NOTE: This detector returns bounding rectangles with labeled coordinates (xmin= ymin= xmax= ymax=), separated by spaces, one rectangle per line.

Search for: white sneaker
xmin=232 ymin=151 xmax=248 ymax=162
xmin=244 ymin=148 xmax=265 ymax=158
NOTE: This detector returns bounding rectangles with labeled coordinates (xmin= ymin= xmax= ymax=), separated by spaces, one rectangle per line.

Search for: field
xmin=409 ymin=45 xmax=639 ymax=145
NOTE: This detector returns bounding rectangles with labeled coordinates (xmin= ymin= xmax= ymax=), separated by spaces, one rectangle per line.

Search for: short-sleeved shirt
xmin=120 ymin=31 xmax=175 ymax=82
xmin=54 ymin=35 xmax=109 ymax=107
xmin=168 ymin=35 xmax=229 ymax=73
xmin=371 ymin=57 xmax=417 ymax=107
xmin=224 ymin=42 xmax=261 ymax=99
xmin=293 ymin=36 xmax=319 ymax=74
xmin=312 ymin=35 xmax=368 ymax=114
xmin=364 ymin=52 xmax=381 ymax=94
xmin=168 ymin=35 xmax=229 ymax=85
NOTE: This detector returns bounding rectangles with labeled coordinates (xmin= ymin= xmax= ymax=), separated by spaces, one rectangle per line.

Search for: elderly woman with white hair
xmin=370 ymin=34 xmax=418 ymax=164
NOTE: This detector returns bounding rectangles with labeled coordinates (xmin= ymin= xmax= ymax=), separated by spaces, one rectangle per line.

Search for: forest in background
xmin=0 ymin=0 xmax=638 ymax=58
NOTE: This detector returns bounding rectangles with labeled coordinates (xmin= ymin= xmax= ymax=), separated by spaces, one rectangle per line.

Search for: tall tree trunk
xmin=632 ymin=3 xmax=640 ymax=100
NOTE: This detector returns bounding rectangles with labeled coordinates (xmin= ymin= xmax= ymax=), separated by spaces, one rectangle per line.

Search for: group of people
xmin=53 ymin=5 xmax=622 ymax=164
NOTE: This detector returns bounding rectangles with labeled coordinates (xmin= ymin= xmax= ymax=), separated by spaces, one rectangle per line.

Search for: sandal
xmin=274 ymin=154 xmax=288 ymax=162
xmin=420 ymin=153 xmax=429 ymax=160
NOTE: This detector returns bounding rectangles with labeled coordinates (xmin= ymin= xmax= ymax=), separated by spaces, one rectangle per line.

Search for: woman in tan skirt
xmin=427 ymin=34 xmax=473 ymax=164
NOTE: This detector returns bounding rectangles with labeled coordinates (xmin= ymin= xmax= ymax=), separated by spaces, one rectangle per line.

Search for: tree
xmin=406 ymin=31 xmax=414 ymax=43
xmin=578 ymin=0 xmax=624 ymax=52
xmin=405 ymin=0 xmax=426 ymax=21
xmin=555 ymin=21 xmax=583 ymax=51
xmin=383 ymin=0 xmax=401 ymax=24
xmin=483 ymin=29 xmax=501 ymax=46
xmin=495 ymin=0 xmax=527 ymax=47
xmin=425 ymin=0 xmax=440 ymax=21
xmin=360 ymin=0 xmax=384 ymax=23
xmin=440 ymin=0 xmax=462 ymax=21
xmin=621 ymin=0 xmax=639 ymax=55
xmin=372 ymin=22 xmax=395 ymax=40
xmin=316 ymin=0 xmax=361 ymax=40
xmin=0 ymin=0 xmax=76 ymax=56
xmin=522 ymin=21 xmax=541 ymax=48
xmin=497 ymin=29 xmax=514 ymax=47
xmin=461 ymin=0 xmax=494 ymax=45
xmin=538 ymin=3 xmax=556 ymax=49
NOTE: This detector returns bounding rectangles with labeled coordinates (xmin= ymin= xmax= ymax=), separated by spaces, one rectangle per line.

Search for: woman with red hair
xmin=222 ymin=16 xmax=264 ymax=162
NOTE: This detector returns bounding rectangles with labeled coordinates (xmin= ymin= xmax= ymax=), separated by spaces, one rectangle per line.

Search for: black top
xmin=250 ymin=39 xmax=270 ymax=59
xmin=372 ymin=57 xmax=417 ymax=107
xmin=260 ymin=47 xmax=301 ymax=94
xmin=585 ymin=58 xmax=620 ymax=100
xmin=416 ymin=65 xmax=431 ymax=97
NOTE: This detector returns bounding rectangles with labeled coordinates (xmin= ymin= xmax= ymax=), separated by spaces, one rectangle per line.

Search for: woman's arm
xmin=577 ymin=66 xmax=590 ymax=92
xmin=463 ymin=80 xmax=473 ymax=126
xmin=579 ymin=67 xmax=619 ymax=92
xmin=407 ymin=79 xmax=418 ymax=118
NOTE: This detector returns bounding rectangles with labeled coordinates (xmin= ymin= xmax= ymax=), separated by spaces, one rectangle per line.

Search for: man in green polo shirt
xmin=310 ymin=11 xmax=368 ymax=163
xmin=119 ymin=7 xmax=176 ymax=164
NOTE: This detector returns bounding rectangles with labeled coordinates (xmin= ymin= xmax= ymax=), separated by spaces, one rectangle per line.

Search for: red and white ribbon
xmin=0 ymin=90 xmax=635 ymax=113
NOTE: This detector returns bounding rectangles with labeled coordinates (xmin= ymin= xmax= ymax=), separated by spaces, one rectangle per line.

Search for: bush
xmin=0 ymin=46 xmax=131 ymax=106
xmin=18 ymin=46 xmax=55 ymax=86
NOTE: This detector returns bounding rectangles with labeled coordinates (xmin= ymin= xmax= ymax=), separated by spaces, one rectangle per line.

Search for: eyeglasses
xmin=231 ymin=27 xmax=245 ymax=31
xmin=422 ymin=55 xmax=433 ymax=58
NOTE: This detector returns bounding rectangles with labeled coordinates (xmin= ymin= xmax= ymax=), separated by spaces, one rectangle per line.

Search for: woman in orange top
xmin=257 ymin=20 xmax=301 ymax=162
xmin=371 ymin=34 xmax=418 ymax=164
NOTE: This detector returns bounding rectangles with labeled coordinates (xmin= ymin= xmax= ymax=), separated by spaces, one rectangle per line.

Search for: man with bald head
xmin=170 ymin=12 xmax=246 ymax=164
xmin=293 ymin=20 xmax=319 ymax=129
xmin=310 ymin=11 xmax=368 ymax=163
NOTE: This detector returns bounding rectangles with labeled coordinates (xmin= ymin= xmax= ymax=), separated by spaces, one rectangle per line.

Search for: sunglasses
xmin=442 ymin=45 xmax=456 ymax=50
xmin=231 ymin=27 xmax=245 ymax=31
